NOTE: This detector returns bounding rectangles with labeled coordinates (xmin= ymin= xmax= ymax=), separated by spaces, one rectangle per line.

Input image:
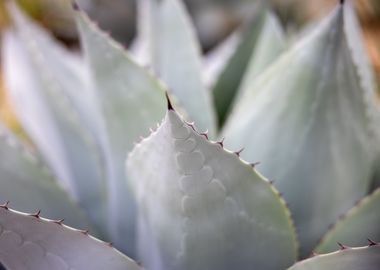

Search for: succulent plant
xmin=0 ymin=0 xmax=380 ymax=269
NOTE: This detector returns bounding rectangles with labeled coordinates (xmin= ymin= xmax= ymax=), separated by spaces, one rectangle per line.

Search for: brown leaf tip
xmin=72 ymin=1 xmax=80 ymax=10
xmin=165 ymin=92 xmax=174 ymax=111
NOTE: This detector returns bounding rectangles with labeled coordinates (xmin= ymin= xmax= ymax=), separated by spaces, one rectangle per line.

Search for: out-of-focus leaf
xmin=315 ymin=188 xmax=380 ymax=254
xmin=76 ymin=10 xmax=167 ymax=257
xmin=3 ymin=3 xmax=107 ymax=234
xmin=136 ymin=0 xmax=217 ymax=138
xmin=0 ymin=207 xmax=142 ymax=270
xmin=222 ymin=2 xmax=380 ymax=256
xmin=126 ymin=108 xmax=298 ymax=270
xmin=203 ymin=30 xmax=240 ymax=88
xmin=0 ymin=125 xmax=89 ymax=229
xmin=212 ymin=3 xmax=270 ymax=127
xmin=288 ymin=245 xmax=380 ymax=270
xmin=236 ymin=10 xmax=286 ymax=101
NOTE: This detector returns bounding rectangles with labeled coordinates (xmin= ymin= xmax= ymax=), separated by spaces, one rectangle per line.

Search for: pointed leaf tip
xmin=72 ymin=1 xmax=80 ymax=10
xmin=165 ymin=92 xmax=174 ymax=111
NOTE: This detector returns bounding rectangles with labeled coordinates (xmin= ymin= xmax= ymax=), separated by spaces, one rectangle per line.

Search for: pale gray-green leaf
xmin=212 ymin=3 xmax=266 ymax=126
xmin=76 ymin=11 xmax=167 ymax=256
xmin=0 ymin=207 xmax=142 ymax=270
xmin=3 ymin=3 xmax=107 ymax=234
xmin=203 ymin=31 xmax=240 ymax=88
xmin=139 ymin=0 xmax=217 ymax=137
xmin=0 ymin=125 xmax=89 ymax=230
xmin=222 ymin=2 xmax=379 ymax=256
xmin=127 ymin=109 xmax=297 ymax=270
xmin=236 ymin=10 xmax=286 ymax=101
xmin=315 ymin=188 xmax=380 ymax=254
xmin=288 ymin=245 xmax=380 ymax=270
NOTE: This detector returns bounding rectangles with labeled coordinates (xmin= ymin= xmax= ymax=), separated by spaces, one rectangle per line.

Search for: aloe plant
xmin=0 ymin=0 xmax=380 ymax=269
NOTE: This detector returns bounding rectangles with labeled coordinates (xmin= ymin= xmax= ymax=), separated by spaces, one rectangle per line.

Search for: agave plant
xmin=0 ymin=0 xmax=380 ymax=269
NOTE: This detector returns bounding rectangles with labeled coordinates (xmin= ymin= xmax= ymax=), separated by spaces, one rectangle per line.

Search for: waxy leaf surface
xmin=3 ymin=3 xmax=106 ymax=233
xmin=316 ymin=188 xmax=380 ymax=253
xmin=289 ymin=245 xmax=380 ymax=270
xmin=0 ymin=207 xmax=142 ymax=270
xmin=76 ymin=10 xmax=167 ymax=256
xmin=137 ymin=0 xmax=217 ymax=137
xmin=223 ymin=2 xmax=379 ymax=256
xmin=0 ymin=125 xmax=89 ymax=229
xmin=127 ymin=109 xmax=297 ymax=270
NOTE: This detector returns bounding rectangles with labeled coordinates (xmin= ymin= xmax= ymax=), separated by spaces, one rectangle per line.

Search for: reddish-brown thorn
xmin=52 ymin=219 xmax=65 ymax=225
xmin=200 ymin=131 xmax=209 ymax=140
xmin=250 ymin=161 xmax=261 ymax=168
xmin=165 ymin=92 xmax=174 ymax=110
xmin=269 ymin=180 xmax=275 ymax=185
xmin=106 ymin=242 xmax=113 ymax=247
xmin=367 ymin=238 xmax=378 ymax=246
xmin=234 ymin=148 xmax=244 ymax=157
xmin=186 ymin=122 xmax=196 ymax=131
xmin=79 ymin=229 xmax=89 ymax=235
xmin=29 ymin=210 xmax=41 ymax=218
xmin=0 ymin=201 xmax=10 ymax=210
xmin=337 ymin=242 xmax=349 ymax=250
xmin=216 ymin=137 xmax=225 ymax=147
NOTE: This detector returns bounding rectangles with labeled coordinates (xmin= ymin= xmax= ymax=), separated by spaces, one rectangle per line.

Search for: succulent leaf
xmin=288 ymin=245 xmax=380 ymax=270
xmin=222 ymin=2 xmax=379 ymax=256
xmin=0 ymin=125 xmax=90 ymax=230
xmin=315 ymin=188 xmax=380 ymax=254
xmin=236 ymin=10 xmax=286 ymax=102
xmin=75 ymin=10 xmax=167 ymax=256
xmin=136 ymin=0 xmax=217 ymax=137
xmin=203 ymin=30 xmax=240 ymax=89
xmin=0 ymin=207 xmax=142 ymax=270
xmin=212 ymin=3 xmax=286 ymax=127
xmin=126 ymin=108 xmax=298 ymax=270
xmin=3 ymin=2 xmax=107 ymax=234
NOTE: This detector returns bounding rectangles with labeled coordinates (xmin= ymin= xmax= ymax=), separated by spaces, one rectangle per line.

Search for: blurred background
xmin=0 ymin=0 xmax=379 ymax=132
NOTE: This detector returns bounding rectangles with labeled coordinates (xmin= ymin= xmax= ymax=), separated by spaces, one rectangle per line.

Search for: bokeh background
xmin=0 ymin=0 xmax=379 ymax=135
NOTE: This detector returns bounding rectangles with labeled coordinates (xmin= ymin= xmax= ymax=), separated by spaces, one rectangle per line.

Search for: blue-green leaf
xmin=75 ymin=10 xmax=167 ymax=256
xmin=222 ymin=2 xmax=379 ymax=256
xmin=137 ymin=0 xmax=217 ymax=137
xmin=315 ymin=188 xmax=380 ymax=253
xmin=3 ymin=2 xmax=107 ymax=234
xmin=0 ymin=207 xmax=142 ymax=270
xmin=127 ymin=108 xmax=298 ymax=270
